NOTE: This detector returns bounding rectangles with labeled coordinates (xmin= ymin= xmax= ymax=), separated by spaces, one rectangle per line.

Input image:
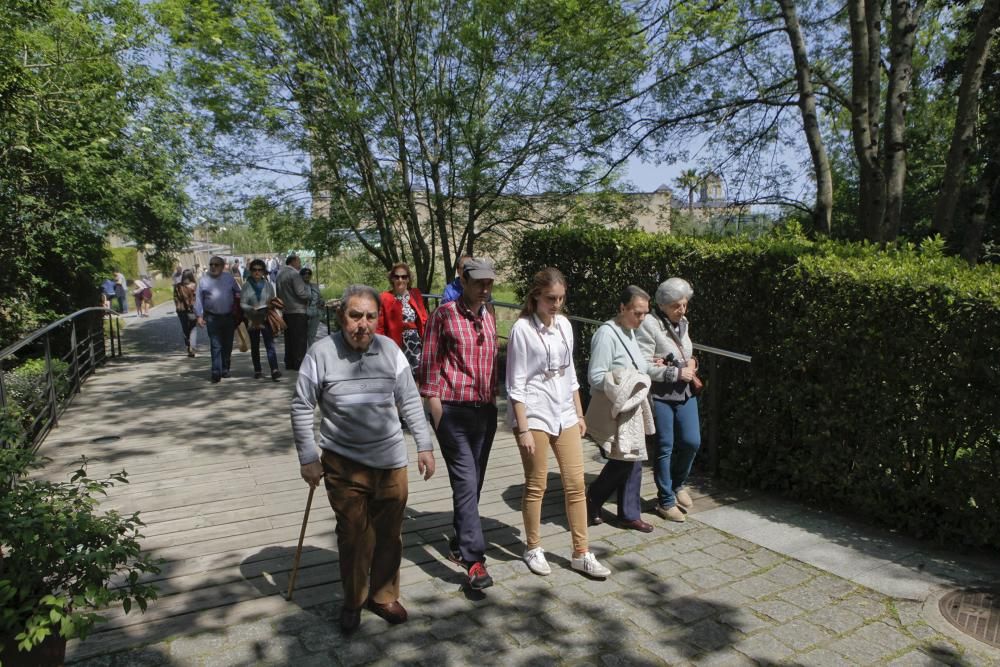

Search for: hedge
xmin=512 ymin=225 xmax=1000 ymax=548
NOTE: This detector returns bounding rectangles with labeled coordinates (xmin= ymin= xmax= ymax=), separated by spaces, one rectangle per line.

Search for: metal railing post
xmin=115 ymin=314 xmax=122 ymax=357
xmin=44 ymin=332 xmax=58 ymax=428
xmin=70 ymin=319 xmax=81 ymax=394
xmin=706 ymin=355 xmax=720 ymax=475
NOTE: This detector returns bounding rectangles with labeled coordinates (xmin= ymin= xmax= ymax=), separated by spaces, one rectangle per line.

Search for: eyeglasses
xmin=391 ymin=274 xmax=409 ymax=280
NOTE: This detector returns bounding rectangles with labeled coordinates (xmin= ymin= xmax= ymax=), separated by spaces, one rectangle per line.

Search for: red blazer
xmin=377 ymin=288 xmax=428 ymax=347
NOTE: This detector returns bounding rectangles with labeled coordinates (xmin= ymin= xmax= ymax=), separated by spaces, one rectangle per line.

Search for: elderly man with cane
xmin=291 ymin=284 xmax=436 ymax=635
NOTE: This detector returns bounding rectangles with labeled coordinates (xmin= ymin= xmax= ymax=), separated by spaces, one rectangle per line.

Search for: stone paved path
xmin=41 ymin=304 xmax=1000 ymax=666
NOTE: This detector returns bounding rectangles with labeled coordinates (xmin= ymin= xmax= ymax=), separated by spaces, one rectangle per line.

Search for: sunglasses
xmin=209 ymin=262 xmax=223 ymax=267
xmin=391 ymin=274 xmax=409 ymax=280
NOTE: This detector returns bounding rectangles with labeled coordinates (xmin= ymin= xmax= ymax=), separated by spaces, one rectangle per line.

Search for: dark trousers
xmin=436 ymin=403 xmax=497 ymax=565
xmin=322 ymin=450 xmax=408 ymax=609
xmin=588 ymin=459 xmax=643 ymax=521
xmin=284 ymin=313 xmax=308 ymax=370
xmin=176 ymin=311 xmax=197 ymax=349
xmin=249 ymin=322 xmax=278 ymax=373
xmin=205 ymin=313 xmax=235 ymax=380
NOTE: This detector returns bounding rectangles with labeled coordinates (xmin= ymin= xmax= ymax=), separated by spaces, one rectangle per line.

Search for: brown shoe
xmin=619 ymin=518 xmax=654 ymax=533
xmin=340 ymin=606 xmax=362 ymax=634
xmin=675 ymin=488 xmax=694 ymax=510
xmin=366 ymin=599 xmax=408 ymax=624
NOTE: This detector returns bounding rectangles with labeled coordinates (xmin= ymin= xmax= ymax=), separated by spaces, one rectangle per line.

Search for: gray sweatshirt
xmin=276 ymin=265 xmax=310 ymax=315
xmin=291 ymin=331 xmax=432 ymax=469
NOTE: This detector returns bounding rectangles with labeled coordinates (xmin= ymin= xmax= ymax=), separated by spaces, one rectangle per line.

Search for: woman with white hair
xmin=635 ymin=277 xmax=702 ymax=523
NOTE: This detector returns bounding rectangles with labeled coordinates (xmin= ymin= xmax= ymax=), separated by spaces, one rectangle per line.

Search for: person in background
xmin=114 ymin=270 xmax=128 ymax=314
xmin=292 ymin=285 xmax=435 ymax=635
xmin=635 ymin=278 xmax=701 ymax=523
xmin=276 ymin=254 xmax=310 ymax=370
xmin=132 ymin=276 xmax=153 ymax=317
xmin=231 ymin=259 xmax=244 ymax=287
xmin=194 ymin=256 xmax=242 ymax=383
xmin=173 ymin=269 xmax=199 ymax=357
xmin=419 ymin=258 xmax=498 ymax=590
xmin=376 ymin=262 xmax=428 ymax=375
xmin=101 ymin=277 xmax=117 ymax=311
xmin=242 ymin=259 xmax=282 ymax=381
xmin=584 ymin=285 xmax=665 ymax=533
xmin=506 ymin=267 xmax=611 ymax=579
xmin=171 ymin=265 xmax=183 ymax=285
xmin=301 ymin=267 xmax=325 ymax=345
xmin=440 ymin=255 xmax=472 ymax=305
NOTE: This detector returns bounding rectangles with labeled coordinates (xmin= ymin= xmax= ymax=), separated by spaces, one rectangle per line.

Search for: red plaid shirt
xmin=418 ymin=299 xmax=497 ymax=403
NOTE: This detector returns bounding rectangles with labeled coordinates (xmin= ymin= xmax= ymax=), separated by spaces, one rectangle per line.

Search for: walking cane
xmin=286 ymin=484 xmax=316 ymax=601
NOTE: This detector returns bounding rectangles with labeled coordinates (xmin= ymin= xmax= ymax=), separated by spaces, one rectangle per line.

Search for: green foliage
xmin=2 ymin=358 xmax=71 ymax=411
xmin=0 ymin=440 xmax=159 ymax=659
xmin=515 ymin=225 xmax=1000 ymax=547
xmin=0 ymin=0 xmax=189 ymax=348
xmin=107 ymin=248 xmax=139 ymax=281
xmin=155 ymin=0 xmax=646 ymax=290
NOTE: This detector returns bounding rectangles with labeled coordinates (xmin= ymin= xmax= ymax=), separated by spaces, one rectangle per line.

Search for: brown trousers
xmin=321 ymin=450 xmax=408 ymax=609
xmin=519 ymin=426 xmax=588 ymax=555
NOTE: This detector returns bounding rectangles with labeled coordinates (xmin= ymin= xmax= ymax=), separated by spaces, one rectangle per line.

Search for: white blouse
xmin=505 ymin=314 xmax=580 ymax=436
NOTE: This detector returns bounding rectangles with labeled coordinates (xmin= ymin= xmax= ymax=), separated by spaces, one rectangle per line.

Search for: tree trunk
xmin=932 ymin=0 xmax=1000 ymax=240
xmin=848 ymin=0 xmax=887 ymax=239
xmin=961 ymin=164 xmax=1000 ymax=265
xmin=777 ymin=0 xmax=833 ymax=235
xmin=880 ymin=0 xmax=924 ymax=241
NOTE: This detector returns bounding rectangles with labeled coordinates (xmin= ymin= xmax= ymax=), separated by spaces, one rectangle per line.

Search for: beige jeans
xmin=519 ymin=426 xmax=588 ymax=555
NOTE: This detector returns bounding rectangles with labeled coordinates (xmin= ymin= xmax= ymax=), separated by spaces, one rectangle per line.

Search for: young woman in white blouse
xmin=507 ymin=267 xmax=611 ymax=579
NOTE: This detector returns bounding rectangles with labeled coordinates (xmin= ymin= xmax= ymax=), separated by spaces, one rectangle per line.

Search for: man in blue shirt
xmin=441 ymin=255 xmax=472 ymax=304
xmin=195 ymin=256 xmax=242 ymax=383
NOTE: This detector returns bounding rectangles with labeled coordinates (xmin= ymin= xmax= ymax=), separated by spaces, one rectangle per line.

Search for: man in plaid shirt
xmin=419 ymin=258 xmax=499 ymax=590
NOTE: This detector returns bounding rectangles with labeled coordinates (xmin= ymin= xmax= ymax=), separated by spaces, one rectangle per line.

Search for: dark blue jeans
xmin=587 ymin=458 xmax=643 ymax=521
xmin=436 ymin=403 xmax=497 ymax=565
xmin=205 ymin=313 xmax=235 ymax=380
xmin=249 ymin=322 xmax=278 ymax=373
xmin=652 ymin=397 xmax=702 ymax=509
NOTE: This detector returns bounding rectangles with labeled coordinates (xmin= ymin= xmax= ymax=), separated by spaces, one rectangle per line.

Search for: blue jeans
xmin=436 ymin=403 xmax=497 ymax=565
xmin=249 ymin=322 xmax=278 ymax=373
xmin=652 ymin=397 xmax=702 ymax=508
xmin=205 ymin=313 xmax=235 ymax=380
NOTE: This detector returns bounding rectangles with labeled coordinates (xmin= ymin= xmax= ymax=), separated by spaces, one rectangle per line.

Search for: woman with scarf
xmin=241 ymin=259 xmax=282 ymax=381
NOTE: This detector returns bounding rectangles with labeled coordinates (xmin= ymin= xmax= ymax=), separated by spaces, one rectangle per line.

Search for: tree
xmin=155 ymin=0 xmax=646 ymax=292
xmin=0 ymin=0 xmax=189 ymax=345
xmin=674 ymin=169 xmax=701 ymax=211
xmin=931 ymin=0 xmax=1000 ymax=243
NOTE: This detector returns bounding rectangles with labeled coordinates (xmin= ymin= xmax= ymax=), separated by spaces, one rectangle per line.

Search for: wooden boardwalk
xmin=40 ymin=305 xmax=716 ymax=662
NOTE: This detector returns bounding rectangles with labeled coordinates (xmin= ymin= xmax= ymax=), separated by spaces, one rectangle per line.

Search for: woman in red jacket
xmin=377 ymin=262 xmax=428 ymax=375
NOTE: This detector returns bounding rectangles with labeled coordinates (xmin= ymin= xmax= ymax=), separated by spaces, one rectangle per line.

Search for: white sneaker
xmin=523 ymin=547 xmax=551 ymax=576
xmin=571 ymin=552 xmax=611 ymax=578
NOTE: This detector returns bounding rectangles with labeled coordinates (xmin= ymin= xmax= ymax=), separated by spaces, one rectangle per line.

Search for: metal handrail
xmin=1 ymin=307 xmax=124 ymax=452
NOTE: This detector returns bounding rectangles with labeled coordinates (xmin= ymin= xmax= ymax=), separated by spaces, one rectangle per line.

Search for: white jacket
xmin=585 ymin=367 xmax=655 ymax=461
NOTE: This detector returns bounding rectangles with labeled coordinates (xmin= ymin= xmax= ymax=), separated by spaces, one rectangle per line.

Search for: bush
xmin=514 ymin=225 xmax=1000 ymax=548
xmin=3 ymin=358 xmax=71 ymax=411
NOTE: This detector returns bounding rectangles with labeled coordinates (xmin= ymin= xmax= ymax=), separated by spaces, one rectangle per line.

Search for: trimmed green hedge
xmin=513 ymin=225 xmax=1000 ymax=548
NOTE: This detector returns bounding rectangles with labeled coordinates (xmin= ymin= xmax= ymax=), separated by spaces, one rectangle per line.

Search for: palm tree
xmin=674 ymin=169 xmax=701 ymax=211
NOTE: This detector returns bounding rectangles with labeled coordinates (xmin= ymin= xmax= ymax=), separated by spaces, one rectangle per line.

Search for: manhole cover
xmin=90 ymin=435 xmax=121 ymax=444
xmin=939 ymin=588 xmax=1000 ymax=648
